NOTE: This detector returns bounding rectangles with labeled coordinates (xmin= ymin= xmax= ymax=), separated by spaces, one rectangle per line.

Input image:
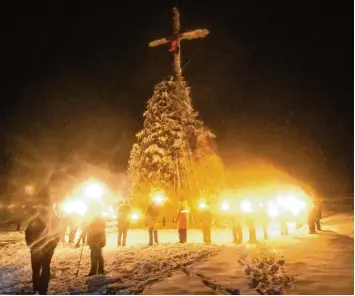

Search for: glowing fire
xmin=217 ymin=185 xmax=311 ymax=221
xmin=221 ymin=201 xmax=230 ymax=211
xmin=199 ymin=201 xmax=207 ymax=209
xmin=59 ymin=180 xmax=117 ymax=220
xmin=241 ymin=200 xmax=252 ymax=213
xmin=130 ymin=213 xmax=140 ymax=221
xmin=152 ymin=191 xmax=167 ymax=205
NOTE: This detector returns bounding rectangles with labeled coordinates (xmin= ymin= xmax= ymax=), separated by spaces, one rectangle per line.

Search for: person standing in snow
xmin=86 ymin=211 xmax=106 ymax=276
xmin=117 ymin=201 xmax=132 ymax=247
xmin=315 ymin=200 xmax=322 ymax=231
xmin=200 ymin=205 xmax=213 ymax=245
xmin=279 ymin=212 xmax=289 ymax=236
xmin=175 ymin=201 xmax=193 ymax=243
xmin=145 ymin=201 xmax=162 ymax=246
xmin=25 ymin=202 xmax=61 ymax=295
xmin=230 ymin=211 xmax=244 ymax=244
xmin=259 ymin=207 xmax=269 ymax=240
xmin=245 ymin=213 xmax=257 ymax=243
xmin=308 ymin=200 xmax=322 ymax=234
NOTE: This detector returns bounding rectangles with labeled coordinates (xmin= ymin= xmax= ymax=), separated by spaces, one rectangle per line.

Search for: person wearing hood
xmin=25 ymin=202 xmax=61 ymax=295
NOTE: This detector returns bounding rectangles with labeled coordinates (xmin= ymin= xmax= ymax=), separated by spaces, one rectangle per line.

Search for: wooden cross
xmin=149 ymin=7 xmax=209 ymax=81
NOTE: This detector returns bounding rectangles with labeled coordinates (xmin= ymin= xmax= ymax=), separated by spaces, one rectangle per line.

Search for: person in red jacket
xmin=25 ymin=204 xmax=61 ymax=294
xmin=175 ymin=201 xmax=193 ymax=243
xmin=86 ymin=212 xmax=106 ymax=276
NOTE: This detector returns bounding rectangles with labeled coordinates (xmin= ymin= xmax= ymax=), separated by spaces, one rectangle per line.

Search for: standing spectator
xmin=245 ymin=213 xmax=257 ymax=243
xmin=176 ymin=201 xmax=193 ymax=243
xmin=315 ymin=200 xmax=323 ymax=231
xmin=25 ymin=204 xmax=61 ymax=295
xmin=87 ymin=212 xmax=106 ymax=276
xmin=200 ymin=206 xmax=213 ymax=245
xmin=145 ymin=201 xmax=162 ymax=246
xmin=230 ymin=212 xmax=244 ymax=244
xmin=117 ymin=201 xmax=132 ymax=247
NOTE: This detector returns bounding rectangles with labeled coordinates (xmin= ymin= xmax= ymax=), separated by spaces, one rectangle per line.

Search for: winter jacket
xmin=25 ymin=215 xmax=61 ymax=253
xmin=200 ymin=210 xmax=213 ymax=228
xmin=176 ymin=207 xmax=193 ymax=229
xmin=117 ymin=204 xmax=132 ymax=230
xmin=145 ymin=205 xmax=161 ymax=228
xmin=87 ymin=217 xmax=106 ymax=249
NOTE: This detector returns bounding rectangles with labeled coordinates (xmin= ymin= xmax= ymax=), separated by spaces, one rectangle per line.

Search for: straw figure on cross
xmin=149 ymin=7 xmax=209 ymax=81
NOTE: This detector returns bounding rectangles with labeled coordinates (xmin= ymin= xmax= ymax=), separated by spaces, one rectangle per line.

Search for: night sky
xmin=0 ymin=0 xmax=353 ymax=198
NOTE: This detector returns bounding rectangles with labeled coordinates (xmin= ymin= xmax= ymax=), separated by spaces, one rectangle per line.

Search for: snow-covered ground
xmin=0 ymin=215 xmax=353 ymax=295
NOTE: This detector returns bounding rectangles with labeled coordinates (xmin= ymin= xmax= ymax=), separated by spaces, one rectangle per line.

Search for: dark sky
xmin=0 ymin=0 xmax=353 ymax=198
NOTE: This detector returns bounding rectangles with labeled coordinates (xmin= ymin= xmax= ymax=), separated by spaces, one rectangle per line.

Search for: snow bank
xmin=322 ymin=214 xmax=354 ymax=239
xmin=0 ymin=233 xmax=219 ymax=295
xmin=0 ymin=225 xmax=353 ymax=295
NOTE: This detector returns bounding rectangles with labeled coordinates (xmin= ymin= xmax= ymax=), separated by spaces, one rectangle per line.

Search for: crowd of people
xmin=23 ymin=196 xmax=323 ymax=294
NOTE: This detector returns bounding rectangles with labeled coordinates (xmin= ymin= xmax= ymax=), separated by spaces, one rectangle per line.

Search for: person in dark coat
xmin=117 ymin=201 xmax=132 ymax=247
xmin=200 ymin=206 xmax=213 ymax=245
xmin=308 ymin=200 xmax=322 ymax=234
xmin=25 ymin=204 xmax=61 ymax=295
xmin=145 ymin=202 xmax=162 ymax=246
xmin=86 ymin=214 xmax=106 ymax=276
xmin=245 ymin=213 xmax=257 ymax=243
xmin=230 ymin=212 xmax=244 ymax=244
xmin=315 ymin=200 xmax=322 ymax=231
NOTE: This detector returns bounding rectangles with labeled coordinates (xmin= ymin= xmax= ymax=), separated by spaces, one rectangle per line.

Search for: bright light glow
xmin=25 ymin=185 xmax=35 ymax=195
xmin=83 ymin=181 xmax=105 ymax=200
xmin=130 ymin=213 xmax=139 ymax=222
xmin=152 ymin=191 xmax=167 ymax=205
xmin=241 ymin=200 xmax=252 ymax=213
xmin=267 ymin=201 xmax=279 ymax=218
xmin=199 ymin=201 xmax=207 ymax=209
xmin=274 ymin=195 xmax=308 ymax=217
xmin=221 ymin=201 xmax=230 ymax=211
xmin=63 ymin=200 xmax=87 ymax=216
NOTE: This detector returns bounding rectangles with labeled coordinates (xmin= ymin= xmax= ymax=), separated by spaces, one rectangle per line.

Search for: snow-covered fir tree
xmin=128 ymin=76 xmax=208 ymax=203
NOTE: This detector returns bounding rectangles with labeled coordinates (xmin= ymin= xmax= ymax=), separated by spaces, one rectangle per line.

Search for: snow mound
xmin=322 ymin=214 xmax=354 ymax=239
xmin=0 ymin=238 xmax=219 ymax=295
